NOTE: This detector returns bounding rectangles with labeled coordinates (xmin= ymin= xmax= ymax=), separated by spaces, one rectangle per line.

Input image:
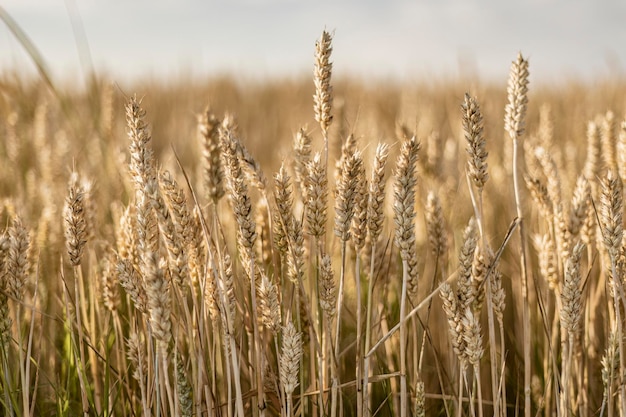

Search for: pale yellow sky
xmin=1 ymin=0 xmax=625 ymax=85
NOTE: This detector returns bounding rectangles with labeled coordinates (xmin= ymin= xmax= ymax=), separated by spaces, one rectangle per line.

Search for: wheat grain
xmin=414 ymin=379 xmax=425 ymax=417
xmin=313 ymin=30 xmax=333 ymax=142
xmin=469 ymin=246 xmax=489 ymax=313
xmin=491 ymin=267 xmax=505 ymax=324
xmin=462 ymin=93 xmax=489 ymax=190
xmin=601 ymin=111 xmax=617 ymax=174
xmin=221 ymin=124 xmax=257 ymax=258
xmin=116 ymin=205 xmax=139 ymax=267
xmin=100 ymin=251 xmax=119 ymax=312
xmin=458 ymin=218 xmax=478 ymax=312
xmin=305 ymin=152 xmax=328 ymax=238
xmin=63 ymin=172 xmax=88 ymax=267
xmin=0 ymin=234 xmax=12 ymax=343
xmin=199 ymin=106 xmax=224 ymax=203
xmin=175 ymin=353 xmax=193 ymax=417
xmin=273 ymin=164 xmax=293 ymax=259
xmin=335 ymin=150 xmax=363 ymax=242
xmin=393 ymin=137 xmax=420 ymax=258
xmin=116 ymin=256 xmax=148 ymax=314
xmin=533 ymin=233 xmax=559 ymax=291
xmin=601 ymin=331 xmax=619 ymax=409
xmin=351 ymin=155 xmax=368 ymax=250
xmin=584 ymin=121 xmax=602 ymax=181
xmin=538 ymin=104 xmax=554 ymax=149
xmin=367 ymin=143 xmax=389 ymax=243
xmin=524 ymin=175 xmax=553 ymax=221
xmin=147 ymin=175 xmax=188 ymax=288
xmin=126 ymin=330 xmax=147 ymax=383
xmin=440 ymin=282 xmax=466 ymax=362
xmin=599 ymin=170 xmax=623 ymax=258
xmin=462 ymin=307 xmax=484 ymax=366
xmin=504 ymin=53 xmax=529 ymax=140
xmin=568 ymin=175 xmax=591 ymax=238
xmin=293 ymin=126 xmax=312 ymax=199
xmin=159 ymin=171 xmax=193 ymax=247
xmin=424 ymin=131 xmax=443 ymax=179
xmin=319 ymin=252 xmax=336 ymax=319
xmin=287 ymin=217 xmax=304 ymax=284
xmin=144 ymin=252 xmax=172 ymax=351
xmin=280 ymin=320 xmax=302 ymax=397
xmin=425 ymin=191 xmax=447 ymax=257
xmin=255 ymin=198 xmax=272 ymax=265
xmin=560 ymin=241 xmax=584 ymax=337
xmin=6 ymin=217 xmax=30 ymax=300
xmin=126 ymin=95 xmax=157 ymax=194
xmin=258 ymin=273 xmax=281 ymax=333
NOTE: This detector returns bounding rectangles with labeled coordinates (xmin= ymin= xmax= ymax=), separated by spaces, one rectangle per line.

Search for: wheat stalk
xmin=505 ymin=52 xmax=531 ymax=417
xmin=393 ymin=136 xmax=420 ymax=417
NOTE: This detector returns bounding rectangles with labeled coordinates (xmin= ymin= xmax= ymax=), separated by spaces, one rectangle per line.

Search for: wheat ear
xmin=199 ymin=106 xmax=224 ymax=204
xmin=305 ymin=152 xmax=328 ymax=240
xmin=313 ymin=30 xmax=333 ymax=165
xmin=63 ymin=172 xmax=88 ymax=267
xmin=280 ymin=320 xmax=303 ymax=417
xmin=294 ymin=126 xmax=312 ymax=200
xmin=175 ymin=353 xmax=193 ymax=417
xmin=126 ymin=331 xmax=149 ymax=417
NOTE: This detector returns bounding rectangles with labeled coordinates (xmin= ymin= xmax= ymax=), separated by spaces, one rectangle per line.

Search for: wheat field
xmin=1 ymin=30 xmax=626 ymax=417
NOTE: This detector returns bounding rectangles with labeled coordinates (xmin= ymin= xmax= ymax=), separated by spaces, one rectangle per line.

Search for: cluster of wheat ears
xmin=1 ymin=30 xmax=626 ymax=417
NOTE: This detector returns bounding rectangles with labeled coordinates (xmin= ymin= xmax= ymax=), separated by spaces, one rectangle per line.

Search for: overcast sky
xmin=1 ymin=0 xmax=625 ymax=86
